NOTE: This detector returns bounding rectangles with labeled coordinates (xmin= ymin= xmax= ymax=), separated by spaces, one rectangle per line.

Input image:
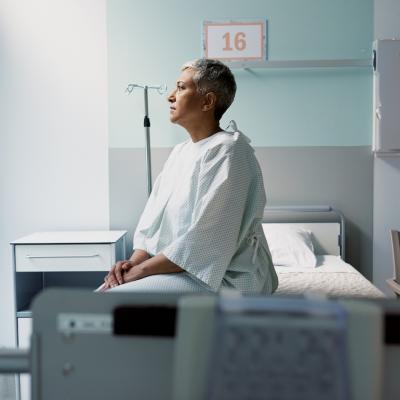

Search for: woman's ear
xmin=202 ymin=92 xmax=217 ymax=112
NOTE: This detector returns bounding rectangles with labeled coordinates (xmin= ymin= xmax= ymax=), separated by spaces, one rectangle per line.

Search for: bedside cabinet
xmin=10 ymin=230 xmax=127 ymax=400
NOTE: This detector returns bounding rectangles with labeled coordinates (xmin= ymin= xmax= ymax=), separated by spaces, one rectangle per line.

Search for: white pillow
xmin=262 ymin=225 xmax=317 ymax=267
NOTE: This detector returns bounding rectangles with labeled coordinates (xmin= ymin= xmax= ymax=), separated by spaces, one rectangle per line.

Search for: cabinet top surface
xmin=11 ymin=230 xmax=127 ymax=245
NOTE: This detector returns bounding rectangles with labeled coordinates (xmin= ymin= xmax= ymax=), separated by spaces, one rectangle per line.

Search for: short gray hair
xmin=182 ymin=58 xmax=236 ymax=121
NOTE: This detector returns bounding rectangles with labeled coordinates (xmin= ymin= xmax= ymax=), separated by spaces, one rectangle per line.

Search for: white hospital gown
xmin=111 ymin=128 xmax=278 ymax=294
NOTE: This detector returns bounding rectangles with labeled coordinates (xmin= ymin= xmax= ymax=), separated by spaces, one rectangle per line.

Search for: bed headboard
xmin=262 ymin=206 xmax=345 ymax=259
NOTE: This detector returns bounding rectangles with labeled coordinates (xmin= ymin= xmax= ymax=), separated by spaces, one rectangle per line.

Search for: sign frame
xmin=202 ymin=19 xmax=268 ymax=62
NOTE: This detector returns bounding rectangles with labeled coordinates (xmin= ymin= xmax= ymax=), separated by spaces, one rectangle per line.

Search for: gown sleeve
xmin=133 ymin=172 xmax=163 ymax=251
xmin=162 ymin=141 xmax=252 ymax=291
xmin=133 ymin=144 xmax=181 ymax=252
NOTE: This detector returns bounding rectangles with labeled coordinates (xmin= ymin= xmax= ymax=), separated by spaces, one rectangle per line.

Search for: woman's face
xmin=168 ymin=68 xmax=205 ymax=127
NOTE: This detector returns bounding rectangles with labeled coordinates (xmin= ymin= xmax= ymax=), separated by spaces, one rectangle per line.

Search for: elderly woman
xmin=103 ymin=58 xmax=278 ymax=294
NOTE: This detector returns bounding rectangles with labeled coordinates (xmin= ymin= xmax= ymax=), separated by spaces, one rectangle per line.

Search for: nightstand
xmin=10 ymin=230 xmax=127 ymax=400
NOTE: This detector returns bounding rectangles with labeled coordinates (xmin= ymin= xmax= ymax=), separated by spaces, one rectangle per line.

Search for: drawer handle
xmin=25 ymin=254 xmax=100 ymax=259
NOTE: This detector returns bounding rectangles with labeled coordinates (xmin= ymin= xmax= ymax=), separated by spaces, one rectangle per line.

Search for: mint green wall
xmin=107 ymin=0 xmax=373 ymax=148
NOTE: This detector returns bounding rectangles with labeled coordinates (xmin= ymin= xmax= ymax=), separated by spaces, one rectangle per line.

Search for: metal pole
xmin=126 ymin=83 xmax=166 ymax=197
xmin=143 ymin=86 xmax=152 ymax=196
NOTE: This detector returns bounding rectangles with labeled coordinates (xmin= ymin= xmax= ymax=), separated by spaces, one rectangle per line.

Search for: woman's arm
xmin=104 ymin=251 xmax=184 ymax=289
xmin=121 ymin=253 xmax=184 ymax=284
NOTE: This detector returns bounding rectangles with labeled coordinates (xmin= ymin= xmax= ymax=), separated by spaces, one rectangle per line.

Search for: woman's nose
xmin=167 ymin=89 xmax=176 ymax=102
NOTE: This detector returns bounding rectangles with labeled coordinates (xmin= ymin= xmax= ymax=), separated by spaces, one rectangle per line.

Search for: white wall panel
xmin=0 ymin=0 xmax=109 ymax=347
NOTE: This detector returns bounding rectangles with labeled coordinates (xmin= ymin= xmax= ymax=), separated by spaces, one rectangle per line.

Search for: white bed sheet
xmin=275 ymin=255 xmax=385 ymax=298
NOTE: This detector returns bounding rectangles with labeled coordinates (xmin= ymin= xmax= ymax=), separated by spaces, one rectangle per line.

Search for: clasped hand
xmin=103 ymin=260 xmax=144 ymax=290
xmin=100 ymin=251 xmax=181 ymax=292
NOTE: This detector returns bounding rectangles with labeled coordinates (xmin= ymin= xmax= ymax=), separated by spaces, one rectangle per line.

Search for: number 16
xmin=222 ymin=32 xmax=247 ymax=51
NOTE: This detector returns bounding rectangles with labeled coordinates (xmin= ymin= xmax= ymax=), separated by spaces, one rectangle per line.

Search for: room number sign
xmin=203 ymin=20 xmax=267 ymax=61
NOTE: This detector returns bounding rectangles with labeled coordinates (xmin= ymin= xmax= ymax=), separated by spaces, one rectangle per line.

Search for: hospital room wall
xmin=0 ymin=0 xmax=110 ymax=348
xmin=373 ymin=0 xmax=400 ymax=295
xmin=108 ymin=0 xmax=375 ymax=279
xmin=110 ymin=147 xmax=373 ymax=273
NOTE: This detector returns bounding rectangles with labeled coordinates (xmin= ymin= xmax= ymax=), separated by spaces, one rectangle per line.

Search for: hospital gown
xmin=110 ymin=128 xmax=278 ymax=294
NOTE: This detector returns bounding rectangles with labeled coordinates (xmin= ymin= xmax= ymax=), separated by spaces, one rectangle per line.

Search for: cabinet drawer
xmin=15 ymin=244 xmax=115 ymax=272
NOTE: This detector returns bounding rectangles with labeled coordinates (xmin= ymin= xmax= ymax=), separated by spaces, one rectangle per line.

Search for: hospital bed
xmin=0 ymin=289 xmax=399 ymax=400
xmin=263 ymin=206 xmax=385 ymax=298
xmin=0 ymin=207 xmax=388 ymax=399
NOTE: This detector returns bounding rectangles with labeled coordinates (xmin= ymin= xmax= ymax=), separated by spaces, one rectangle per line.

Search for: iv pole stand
xmin=126 ymin=83 xmax=167 ymax=197
xmin=143 ymin=86 xmax=152 ymax=196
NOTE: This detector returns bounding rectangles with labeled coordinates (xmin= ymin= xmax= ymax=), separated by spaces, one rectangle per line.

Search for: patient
xmin=102 ymin=58 xmax=278 ymax=294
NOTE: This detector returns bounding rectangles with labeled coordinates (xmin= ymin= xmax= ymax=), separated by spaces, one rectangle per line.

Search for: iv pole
xmin=126 ymin=83 xmax=167 ymax=197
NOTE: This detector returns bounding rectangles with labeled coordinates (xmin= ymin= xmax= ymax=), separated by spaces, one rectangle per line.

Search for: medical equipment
xmin=1 ymin=289 xmax=400 ymax=400
xmin=125 ymin=83 xmax=167 ymax=196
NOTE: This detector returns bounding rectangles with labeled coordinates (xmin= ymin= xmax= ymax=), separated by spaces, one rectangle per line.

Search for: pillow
xmin=262 ymin=224 xmax=317 ymax=267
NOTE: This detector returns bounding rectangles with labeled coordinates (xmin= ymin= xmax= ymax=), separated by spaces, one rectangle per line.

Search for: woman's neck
xmin=186 ymin=120 xmax=221 ymax=143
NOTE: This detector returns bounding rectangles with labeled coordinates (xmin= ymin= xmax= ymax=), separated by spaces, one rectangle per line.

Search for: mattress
xmin=275 ymin=255 xmax=385 ymax=298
